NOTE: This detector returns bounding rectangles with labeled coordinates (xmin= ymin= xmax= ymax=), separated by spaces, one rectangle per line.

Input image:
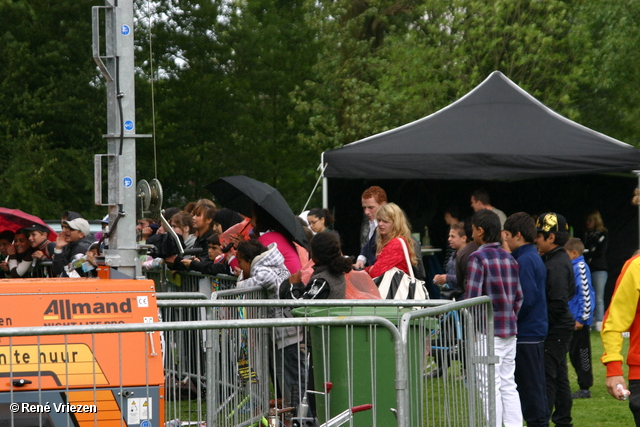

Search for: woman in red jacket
xmin=365 ymin=203 xmax=418 ymax=278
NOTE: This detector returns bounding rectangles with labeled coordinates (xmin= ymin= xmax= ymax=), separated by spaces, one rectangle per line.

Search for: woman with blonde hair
xmin=584 ymin=209 xmax=609 ymax=330
xmin=365 ymin=203 xmax=418 ymax=279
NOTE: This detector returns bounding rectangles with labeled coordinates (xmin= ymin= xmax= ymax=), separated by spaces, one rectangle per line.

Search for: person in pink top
xmin=250 ymin=204 xmax=303 ymax=274
xmin=365 ymin=203 xmax=418 ymax=279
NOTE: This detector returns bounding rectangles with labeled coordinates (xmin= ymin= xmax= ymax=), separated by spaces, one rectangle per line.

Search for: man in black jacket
xmin=535 ymin=213 xmax=576 ymax=427
xmin=52 ymin=218 xmax=93 ymax=277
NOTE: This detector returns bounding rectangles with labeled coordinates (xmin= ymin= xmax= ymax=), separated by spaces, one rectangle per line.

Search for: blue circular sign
xmin=123 ymin=176 xmax=133 ymax=188
xmin=140 ymin=421 xmax=151 ymax=427
xmin=124 ymin=120 xmax=134 ymax=131
xmin=121 ymin=25 xmax=131 ymax=36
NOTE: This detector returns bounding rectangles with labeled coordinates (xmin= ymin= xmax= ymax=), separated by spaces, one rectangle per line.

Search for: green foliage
xmin=1 ymin=0 xmax=640 ymax=218
xmin=570 ymin=0 xmax=640 ymax=145
xmin=296 ymin=0 xmax=587 ymax=150
xmin=135 ymin=0 xmax=319 ymax=210
xmin=0 ymin=0 xmax=105 ymax=218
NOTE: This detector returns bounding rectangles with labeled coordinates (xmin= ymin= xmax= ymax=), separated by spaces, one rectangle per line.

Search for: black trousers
xmin=629 ymin=380 xmax=640 ymax=426
xmin=515 ymin=341 xmax=549 ymax=427
xmin=545 ymin=337 xmax=573 ymax=427
xmin=569 ymin=326 xmax=593 ymax=390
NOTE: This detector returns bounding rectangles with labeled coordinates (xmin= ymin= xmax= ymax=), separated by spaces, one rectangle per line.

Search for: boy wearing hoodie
xmin=235 ymin=240 xmax=305 ymax=415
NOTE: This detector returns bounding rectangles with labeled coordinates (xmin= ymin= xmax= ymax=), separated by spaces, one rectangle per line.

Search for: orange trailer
xmin=0 ymin=278 xmax=163 ymax=426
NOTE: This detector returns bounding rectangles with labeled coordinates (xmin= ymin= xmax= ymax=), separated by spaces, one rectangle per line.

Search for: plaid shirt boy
xmin=466 ymin=242 xmax=523 ymax=337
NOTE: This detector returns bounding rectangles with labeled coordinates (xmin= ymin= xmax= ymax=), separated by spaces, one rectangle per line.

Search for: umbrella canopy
xmin=0 ymin=208 xmax=58 ymax=240
xmin=205 ymin=176 xmax=309 ymax=249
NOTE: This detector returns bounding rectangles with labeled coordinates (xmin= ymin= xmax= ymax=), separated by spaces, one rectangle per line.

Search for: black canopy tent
xmin=320 ymin=71 xmax=640 ymax=304
xmin=322 ymin=71 xmax=640 ymax=181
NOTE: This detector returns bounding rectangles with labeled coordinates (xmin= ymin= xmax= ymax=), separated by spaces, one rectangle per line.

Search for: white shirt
xmin=358 ymin=219 xmax=378 ymax=264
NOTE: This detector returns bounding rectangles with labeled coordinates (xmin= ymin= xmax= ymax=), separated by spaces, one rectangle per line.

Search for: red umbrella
xmin=0 ymin=208 xmax=58 ymax=240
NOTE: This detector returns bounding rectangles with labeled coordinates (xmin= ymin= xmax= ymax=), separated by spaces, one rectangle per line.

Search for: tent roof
xmin=323 ymin=71 xmax=640 ymax=180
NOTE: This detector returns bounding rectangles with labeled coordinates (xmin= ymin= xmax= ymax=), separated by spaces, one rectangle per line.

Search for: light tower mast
xmin=92 ymin=0 xmax=149 ymax=279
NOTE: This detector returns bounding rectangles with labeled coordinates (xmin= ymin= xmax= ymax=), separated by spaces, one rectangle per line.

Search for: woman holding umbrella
xmin=214 ymin=208 xmax=245 ymax=233
xmin=207 ymin=175 xmax=309 ymax=273
xmin=249 ymin=204 xmax=302 ymax=275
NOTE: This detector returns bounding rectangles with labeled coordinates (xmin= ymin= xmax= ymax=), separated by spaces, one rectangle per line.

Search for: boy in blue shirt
xmin=504 ymin=212 xmax=549 ymax=427
xmin=565 ymin=238 xmax=595 ymax=399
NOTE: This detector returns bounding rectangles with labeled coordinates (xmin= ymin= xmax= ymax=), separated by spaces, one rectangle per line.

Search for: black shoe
xmin=571 ymin=389 xmax=591 ymax=399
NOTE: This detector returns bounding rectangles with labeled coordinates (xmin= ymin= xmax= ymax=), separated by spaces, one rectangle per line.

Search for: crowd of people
xmin=6 ymin=183 xmax=639 ymax=426
xmin=0 ymin=211 xmax=95 ymax=278
xmin=429 ymin=193 xmax=607 ymax=427
xmin=150 ymin=183 xmax=613 ymax=427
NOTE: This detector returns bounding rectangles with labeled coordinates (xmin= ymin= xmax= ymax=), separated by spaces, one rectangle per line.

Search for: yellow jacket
xmin=601 ymin=255 xmax=640 ymax=378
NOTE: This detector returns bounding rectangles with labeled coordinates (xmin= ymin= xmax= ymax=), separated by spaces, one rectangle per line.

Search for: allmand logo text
xmin=43 ymin=298 xmax=132 ymax=322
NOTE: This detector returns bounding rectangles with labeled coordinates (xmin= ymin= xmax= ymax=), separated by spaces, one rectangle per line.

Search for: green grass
xmin=568 ymin=331 xmax=633 ymax=426
xmin=165 ymin=331 xmax=632 ymax=425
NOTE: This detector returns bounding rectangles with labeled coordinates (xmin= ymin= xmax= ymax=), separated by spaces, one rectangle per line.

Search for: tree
xmin=135 ymin=0 xmax=319 ymax=210
xmin=571 ymin=0 xmax=640 ymax=146
xmin=0 ymin=0 xmax=106 ymax=218
xmin=295 ymin=0 xmax=590 ymax=161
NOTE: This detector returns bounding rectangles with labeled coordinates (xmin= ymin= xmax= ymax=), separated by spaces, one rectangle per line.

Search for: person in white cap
xmin=52 ymin=217 xmax=93 ymax=277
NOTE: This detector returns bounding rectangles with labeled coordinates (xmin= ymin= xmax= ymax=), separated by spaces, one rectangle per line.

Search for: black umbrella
xmin=205 ymin=176 xmax=309 ymax=249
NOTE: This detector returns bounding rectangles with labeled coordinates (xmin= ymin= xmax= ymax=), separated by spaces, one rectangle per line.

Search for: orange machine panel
xmin=0 ymin=279 xmax=163 ymax=391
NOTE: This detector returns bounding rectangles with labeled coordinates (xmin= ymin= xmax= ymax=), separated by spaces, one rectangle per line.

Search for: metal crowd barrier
xmin=142 ymin=266 xmax=240 ymax=297
xmin=1 ymin=265 xmax=494 ymax=427
xmin=145 ymin=267 xmax=496 ymax=427
xmin=25 ymin=259 xmax=53 ymax=278
xmin=0 ymin=297 xmax=493 ymax=427
xmin=155 ymin=297 xmax=494 ymax=427
xmin=159 ymin=286 xmax=269 ymax=427
xmin=144 ymin=267 xmax=238 ymax=294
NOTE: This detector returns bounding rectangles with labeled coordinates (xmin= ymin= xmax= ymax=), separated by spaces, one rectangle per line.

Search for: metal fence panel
xmin=399 ymin=298 xmax=495 ymax=427
xmin=143 ymin=268 xmax=237 ymax=294
xmin=156 ymin=297 xmax=493 ymax=427
xmin=2 ymin=273 xmax=493 ymax=427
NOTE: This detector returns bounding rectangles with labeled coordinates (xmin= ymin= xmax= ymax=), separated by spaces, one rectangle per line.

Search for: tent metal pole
xmin=321 ymin=152 xmax=328 ymax=209
xmin=302 ymin=162 xmax=328 ymax=213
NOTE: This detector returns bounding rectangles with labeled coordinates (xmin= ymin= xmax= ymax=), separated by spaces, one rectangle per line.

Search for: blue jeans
xmin=592 ymin=270 xmax=608 ymax=322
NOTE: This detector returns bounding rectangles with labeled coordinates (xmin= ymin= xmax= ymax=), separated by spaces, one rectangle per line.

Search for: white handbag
xmin=373 ymin=238 xmax=428 ymax=300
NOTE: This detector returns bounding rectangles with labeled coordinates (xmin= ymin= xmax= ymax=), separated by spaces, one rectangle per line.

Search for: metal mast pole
xmin=93 ymin=0 xmax=147 ymax=279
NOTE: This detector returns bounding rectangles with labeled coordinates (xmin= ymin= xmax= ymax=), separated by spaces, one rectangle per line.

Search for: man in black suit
xmin=354 ymin=186 xmax=387 ymax=270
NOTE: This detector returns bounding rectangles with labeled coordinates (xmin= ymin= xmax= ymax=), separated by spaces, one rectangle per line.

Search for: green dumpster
xmin=292 ymin=306 xmax=434 ymax=427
